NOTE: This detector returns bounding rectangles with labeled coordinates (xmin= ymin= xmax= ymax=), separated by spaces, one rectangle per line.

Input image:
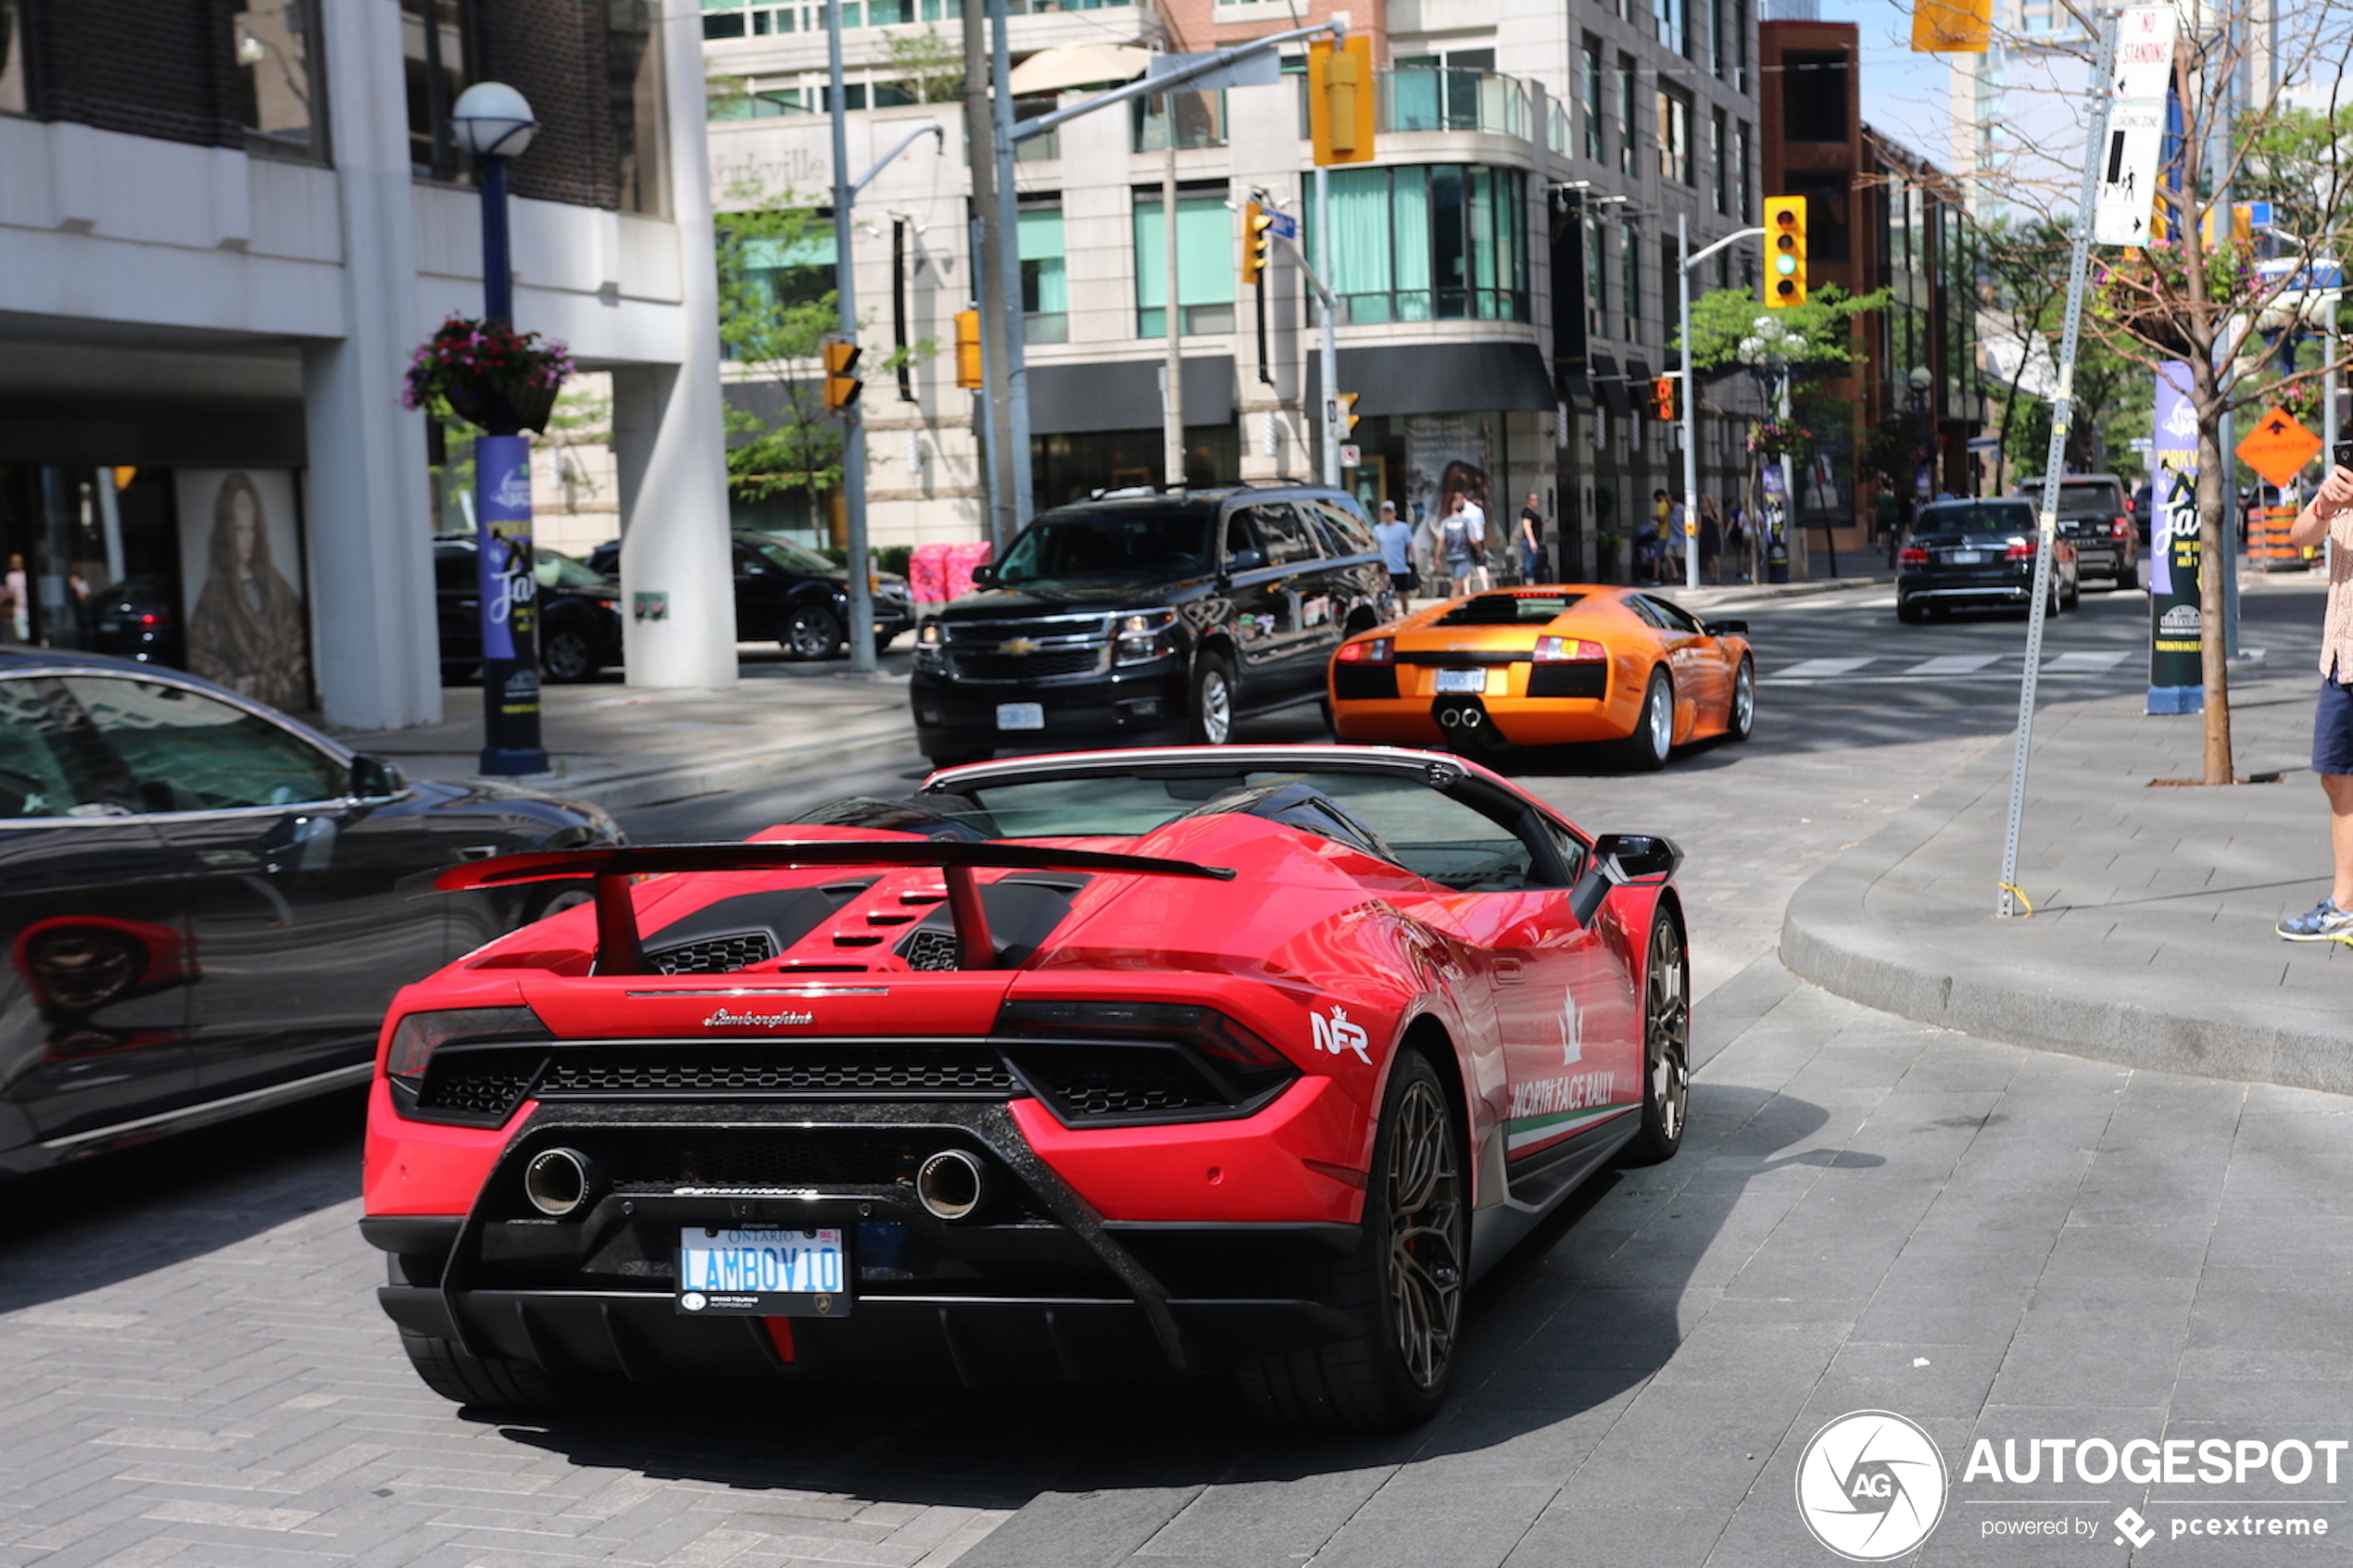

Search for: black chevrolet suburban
xmin=910 ymin=483 xmax=1395 ymax=769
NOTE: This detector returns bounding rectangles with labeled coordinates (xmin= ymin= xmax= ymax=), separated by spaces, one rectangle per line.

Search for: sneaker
xmin=2277 ymin=897 xmax=2353 ymax=941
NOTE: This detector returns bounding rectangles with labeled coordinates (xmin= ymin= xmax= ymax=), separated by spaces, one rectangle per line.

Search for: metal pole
xmin=828 ymin=0 xmax=876 ymax=675
xmin=1316 ymin=165 xmax=1339 ymax=487
xmin=481 ymin=157 xmax=512 ymax=327
xmin=1162 ymin=111 xmax=1184 ymax=484
xmin=1777 ymin=366 xmax=1795 ymax=584
xmin=989 ymin=0 xmax=1033 ymax=529
xmin=1680 ymin=213 xmax=1699 ymax=589
xmin=2328 ymin=308 xmax=2341 ymax=580
xmin=1997 ymin=11 xmax=2119 ymax=917
xmin=961 ymin=3 xmax=1010 ymax=551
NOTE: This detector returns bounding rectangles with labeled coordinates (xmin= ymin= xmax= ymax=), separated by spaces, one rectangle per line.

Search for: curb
xmin=1777 ymin=763 xmax=2353 ymax=1098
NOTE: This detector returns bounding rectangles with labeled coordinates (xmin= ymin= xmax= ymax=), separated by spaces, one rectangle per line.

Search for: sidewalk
xmin=319 ymin=654 xmax=920 ymax=811
xmin=1780 ymin=650 xmax=2353 ymax=1096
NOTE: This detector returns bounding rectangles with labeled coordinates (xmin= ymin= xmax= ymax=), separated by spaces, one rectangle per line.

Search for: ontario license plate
xmin=1434 ymin=668 xmax=1487 ymax=694
xmin=996 ymin=702 xmax=1045 ymax=731
xmin=676 ymin=1227 xmax=849 ymax=1317
xmin=1946 ymin=549 xmax=1983 ymax=565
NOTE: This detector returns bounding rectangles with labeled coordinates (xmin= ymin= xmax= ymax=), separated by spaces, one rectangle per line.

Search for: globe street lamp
xmin=1906 ymin=364 xmax=1933 ymax=565
xmin=451 ymin=81 xmax=547 ymax=775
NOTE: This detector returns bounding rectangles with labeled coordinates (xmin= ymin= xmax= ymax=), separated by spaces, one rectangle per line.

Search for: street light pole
xmin=825 ymin=0 xmax=878 ymax=677
xmin=1677 ymin=220 xmax=1762 ymax=590
xmin=450 ymin=81 xmax=547 ymax=777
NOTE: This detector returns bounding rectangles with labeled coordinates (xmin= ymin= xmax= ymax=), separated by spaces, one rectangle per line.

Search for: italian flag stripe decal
xmin=1505 ymin=1102 xmax=1635 ymax=1152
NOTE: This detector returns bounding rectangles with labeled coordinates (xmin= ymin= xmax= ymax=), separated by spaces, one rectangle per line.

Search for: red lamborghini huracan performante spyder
xmin=361 ymin=746 xmax=1690 ymax=1430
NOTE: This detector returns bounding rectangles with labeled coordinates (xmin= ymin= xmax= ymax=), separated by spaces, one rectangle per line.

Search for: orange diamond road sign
xmin=2236 ymin=406 xmax=2322 ymax=488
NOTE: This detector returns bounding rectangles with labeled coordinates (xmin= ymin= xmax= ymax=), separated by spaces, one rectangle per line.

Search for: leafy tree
xmin=715 ymin=184 xmax=844 ymax=530
xmin=879 ymin=27 xmax=963 ymax=104
xmin=1976 ymin=217 xmax=2152 ymax=484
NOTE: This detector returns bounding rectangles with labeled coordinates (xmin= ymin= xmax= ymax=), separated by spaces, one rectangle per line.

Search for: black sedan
xmin=435 ymin=538 xmax=625 ymax=684
xmin=1897 ymin=498 xmax=2080 ymax=621
xmin=588 ymin=533 xmax=916 ymax=659
xmin=0 ymin=649 xmax=620 ymax=1179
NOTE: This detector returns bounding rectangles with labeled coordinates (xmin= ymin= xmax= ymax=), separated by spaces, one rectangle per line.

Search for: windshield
xmin=535 ymin=548 xmax=610 ymax=591
xmin=1435 ymin=592 xmax=1587 ymax=627
xmin=997 ymin=508 xmax=1213 ymax=584
xmin=742 ymin=536 xmax=841 ymax=575
xmin=1918 ymin=504 xmax=2033 ymax=537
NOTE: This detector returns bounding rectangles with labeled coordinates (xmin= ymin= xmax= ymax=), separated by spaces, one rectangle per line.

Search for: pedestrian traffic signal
xmin=823 ymin=338 xmax=862 ymax=411
xmin=1241 ymin=201 xmax=1275 ymax=287
xmin=1336 ymin=392 xmax=1360 ymax=437
xmin=953 ymin=309 xmax=982 ymax=389
xmin=1764 ymin=195 xmax=1807 ymax=307
xmin=1653 ymin=376 xmax=1678 ymax=422
xmin=1308 ymin=35 xmax=1376 ymax=167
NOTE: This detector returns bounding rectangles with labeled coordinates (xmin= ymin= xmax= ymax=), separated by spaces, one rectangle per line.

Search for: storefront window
xmin=1133 ymin=190 xmax=1235 ymax=337
xmin=234 ymin=1 xmax=325 ymax=162
xmin=1315 ymin=165 xmax=1529 ymax=325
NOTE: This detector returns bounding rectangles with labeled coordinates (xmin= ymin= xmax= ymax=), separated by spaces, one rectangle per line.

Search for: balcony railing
xmin=1378 ymin=69 xmax=1532 ymax=141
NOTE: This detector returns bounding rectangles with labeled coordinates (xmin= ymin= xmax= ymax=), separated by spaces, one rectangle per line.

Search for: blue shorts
xmin=2314 ymin=670 xmax=2353 ymax=775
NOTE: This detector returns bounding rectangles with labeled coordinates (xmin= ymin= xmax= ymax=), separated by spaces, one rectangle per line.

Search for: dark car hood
xmin=933 ymin=578 xmax=1206 ymax=618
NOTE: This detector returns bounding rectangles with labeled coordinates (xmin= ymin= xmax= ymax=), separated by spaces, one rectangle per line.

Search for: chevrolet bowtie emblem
xmin=1000 ymin=637 xmax=1039 ymax=655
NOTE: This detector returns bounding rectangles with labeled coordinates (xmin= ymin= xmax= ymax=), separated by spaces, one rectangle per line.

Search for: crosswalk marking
xmin=1764 ymin=649 xmax=2141 ymax=683
xmin=1906 ymin=654 xmax=2002 ymax=675
xmin=2045 ymin=649 xmax=2130 ymax=671
xmin=1774 ymin=657 xmax=1877 ymax=679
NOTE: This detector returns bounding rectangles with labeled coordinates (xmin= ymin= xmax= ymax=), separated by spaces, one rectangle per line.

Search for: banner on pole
xmin=2148 ymin=360 xmax=2203 ymax=709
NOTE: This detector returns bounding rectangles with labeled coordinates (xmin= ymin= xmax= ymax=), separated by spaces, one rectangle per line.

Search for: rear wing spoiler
xmin=434 ymin=839 xmax=1237 ymax=975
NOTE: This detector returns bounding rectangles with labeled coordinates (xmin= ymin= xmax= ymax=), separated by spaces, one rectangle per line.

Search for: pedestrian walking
xmin=4 ymin=554 xmax=25 ymax=642
xmin=1699 ymin=496 xmax=1723 ymax=584
xmin=1459 ymin=489 xmax=1492 ymax=592
xmin=1726 ymin=505 xmax=1750 ymax=583
xmin=2279 ymin=461 xmax=2353 ymax=940
xmin=1374 ymin=499 xmax=1419 ymax=612
xmin=1439 ymin=495 xmax=1481 ymax=598
xmin=1518 ymin=492 xmax=1547 ymax=584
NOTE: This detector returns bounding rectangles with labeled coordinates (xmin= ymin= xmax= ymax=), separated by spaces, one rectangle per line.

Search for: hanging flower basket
xmin=401 ymin=315 xmax=574 ymax=436
xmin=1747 ymin=419 xmax=1805 ymax=458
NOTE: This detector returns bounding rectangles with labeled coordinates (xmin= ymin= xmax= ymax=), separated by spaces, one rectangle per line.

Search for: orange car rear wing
xmin=434 ymin=840 xmax=1238 ymax=975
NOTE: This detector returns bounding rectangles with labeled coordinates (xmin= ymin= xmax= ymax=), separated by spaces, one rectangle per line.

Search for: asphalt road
xmin=3 ymin=575 xmax=2343 ymax=1568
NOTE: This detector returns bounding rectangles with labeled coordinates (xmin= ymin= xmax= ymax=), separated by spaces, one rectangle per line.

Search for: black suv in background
xmin=910 ymin=483 xmax=1393 ymax=769
xmin=2012 ymin=473 xmax=2139 ymax=588
xmin=589 ymin=533 xmax=916 ymax=659
xmin=434 ymin=537 xmax=624 ymax=684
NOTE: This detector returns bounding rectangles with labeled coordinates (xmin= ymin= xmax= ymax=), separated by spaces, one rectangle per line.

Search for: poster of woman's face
xmin=173 ymin=469 xmax=312 ymax=713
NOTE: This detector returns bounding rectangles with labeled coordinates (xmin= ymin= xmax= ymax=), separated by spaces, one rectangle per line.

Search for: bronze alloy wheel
xmin=1384 ymin=1072 xmax=1465 ymax=1393
xmin=1622 ymin=914 xmax=1691 ymax=1163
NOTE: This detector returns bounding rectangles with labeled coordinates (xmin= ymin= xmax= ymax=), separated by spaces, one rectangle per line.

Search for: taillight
xmin=2112 ymin=515 xmax=2131 ymax=539
xmin=2006 ymin=540 xmax=2038 ymax=561
xmin=995 ymin=997 xmax=1300 ymax=1110
xmin=137 ymin=611 xmax=172 ymax=627
xmin=1899 ymin=546 xmax=1929 ymax=566
xmin=1533 ymin=636 xmax=1606 ymax=662
xmin=384 ymin=1006 xmax=549 ymax=1086
xmin=1337 ymin=636 xmax=1393 ymax=664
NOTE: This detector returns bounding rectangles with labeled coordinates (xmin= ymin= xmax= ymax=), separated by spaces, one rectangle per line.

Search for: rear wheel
xmin=1620 ymin=669 xmax=1674 ymax=771
xmin=2117 ymin=558 xmax=2141 ymax=591
xmin=1726 ymin=658 xmax=1755 ymax=743
xmin=1234 ymin=1051 xmax=1465 ymax=1430
xmin=783 ymin=605 xmax=844 ymax=660
xmin=1617 ymin=913 xmax=1691 ymax=1166
xmin=1189 ymin=652 xmax=1236 ymax=745
xmin=541 ymin=626 xmax=598 ymax=684
xmin=399 ymin=1328 xmax=585 ymax=1414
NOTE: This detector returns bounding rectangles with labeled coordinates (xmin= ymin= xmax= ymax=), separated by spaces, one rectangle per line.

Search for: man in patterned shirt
xmin=2279 ymin=462 xmax=2353 ymax=939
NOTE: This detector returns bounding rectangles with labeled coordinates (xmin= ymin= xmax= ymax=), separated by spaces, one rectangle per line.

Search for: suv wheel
xmin=1189 ymin=652 xmax=1236 ymax=745
xmin=784 ymin=605 xmax=844 ymax=659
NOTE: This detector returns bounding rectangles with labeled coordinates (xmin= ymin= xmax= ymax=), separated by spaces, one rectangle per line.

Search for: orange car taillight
xmin=1533 ymin=636 xmax=1605 ymax=662
xmin=1337 ymin=637 xmax=1394 ymax=664
xmin=384 ymin=1006 xmax=550 ymax=1087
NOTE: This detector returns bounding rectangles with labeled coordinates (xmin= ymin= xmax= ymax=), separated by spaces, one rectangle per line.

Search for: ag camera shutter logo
xmin=1795 ymin=1411 xmax=1948 ymax=1561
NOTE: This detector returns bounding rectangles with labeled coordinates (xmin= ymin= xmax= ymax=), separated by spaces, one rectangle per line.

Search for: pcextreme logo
xmin=1794 ymin=1411 xmax=1949 ymax=1562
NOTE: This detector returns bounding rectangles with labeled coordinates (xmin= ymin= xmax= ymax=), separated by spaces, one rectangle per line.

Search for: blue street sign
xmin=1266 ymin=211 xmax=1299 ymax=242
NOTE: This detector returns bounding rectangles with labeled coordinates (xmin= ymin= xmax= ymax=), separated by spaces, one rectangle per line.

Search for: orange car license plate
xmin=1434 ymin=669 xmax=1487 ymax=694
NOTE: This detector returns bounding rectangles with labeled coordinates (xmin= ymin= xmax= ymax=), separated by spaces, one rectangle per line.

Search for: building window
xmin=1133 ymin=89 xmax=1227 ymax=151
xmin=1655 ymin=86 xmax=1691 ymax=184
xmin=1654 ymin=0 xmax=1686 ymax=56
xmin=1710 ymin=0 xmax=1725 ymax=76
xmin=1021 ymin=205 xmax=1068 ymax=344
xmin=1621 ymin=218 xmax=1640 ymax=338
xmin=1586 ymin=210 xmax=1607 ymax=336
xmin=0 ymin=0 xmax=25 ymax=116
xmin=1314 ymin=164 xmax=1529 ymax=324
xmin=608 ymin=0 xmax=667 ymax=215
xmin=403 ymin=0 xmax=474 ymax=182
xmin=1616 ymin=55 xmax=1636 ymax=177
xmin=1784 ymin=50 xmax=1849 ymax=143
xmin=233 ymin=1 xmax=326 ymax=160
xmin=1736 ymin=120 xmax=1752 ymax=220
xmin=718 ymin=220 xmax=834 ymax=360
xmin=1711 ymin=108 xmax=1728 ymax=214
xmin=1580 ymin=38 xmax=1604 ymax=163
xmin=1732 ymin=0 xmax=1748 ymax=91
xmin=1134 ymin=187 xmax=1236 ymax=337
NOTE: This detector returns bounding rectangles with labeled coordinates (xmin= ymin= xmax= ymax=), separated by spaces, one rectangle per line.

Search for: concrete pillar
xmin=616 ymin=1 xmax=736 ymax=689
xmin=306 ymin=0 xmax=438 ymax=731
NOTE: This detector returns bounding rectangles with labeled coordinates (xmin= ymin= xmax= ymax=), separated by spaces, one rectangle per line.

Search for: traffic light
xmin=823 ymin=337 xmax=862 ymax=412
xmin=953 ymin=309 xmax=982 ymax=389
xmin=1653 ymin=376 xmax=1678 ymax=422
xmin=1308 ymin=36 xmax=1376 ymax=167
xmin=1335 ymin=392 xmax=1360 ymax=437
xmin=1763 ymin=194 xmax=1807 ymax=307
xmin=1241 ymin=201 xmax=1275 ymax=287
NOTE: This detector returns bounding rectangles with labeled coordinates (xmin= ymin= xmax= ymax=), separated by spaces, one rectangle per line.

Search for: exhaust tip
xmin=1461 ymin=709 xmax=1484 ymax=728
xmin=915 ymin=1148 xmax=986 ymax=1222
xmin=1438 ymin=709 xmax=1461 ymax=728
xmin=523 ymin=1147 xmax=600 ymax=1217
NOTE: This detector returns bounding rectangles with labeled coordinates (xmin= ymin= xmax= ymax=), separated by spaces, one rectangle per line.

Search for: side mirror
xmin=971 ymin=563 xmax=999 ymax=588
xmin=1567 ymin=832 xmax=1683 ymax=926
xmin=351 ymin=754 xmax=405 ymax=801
xmin=1703 ymin=619 xmax=1749 ymax=636
xmin=1227 ymin=546 xmax=1267 ymax=572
